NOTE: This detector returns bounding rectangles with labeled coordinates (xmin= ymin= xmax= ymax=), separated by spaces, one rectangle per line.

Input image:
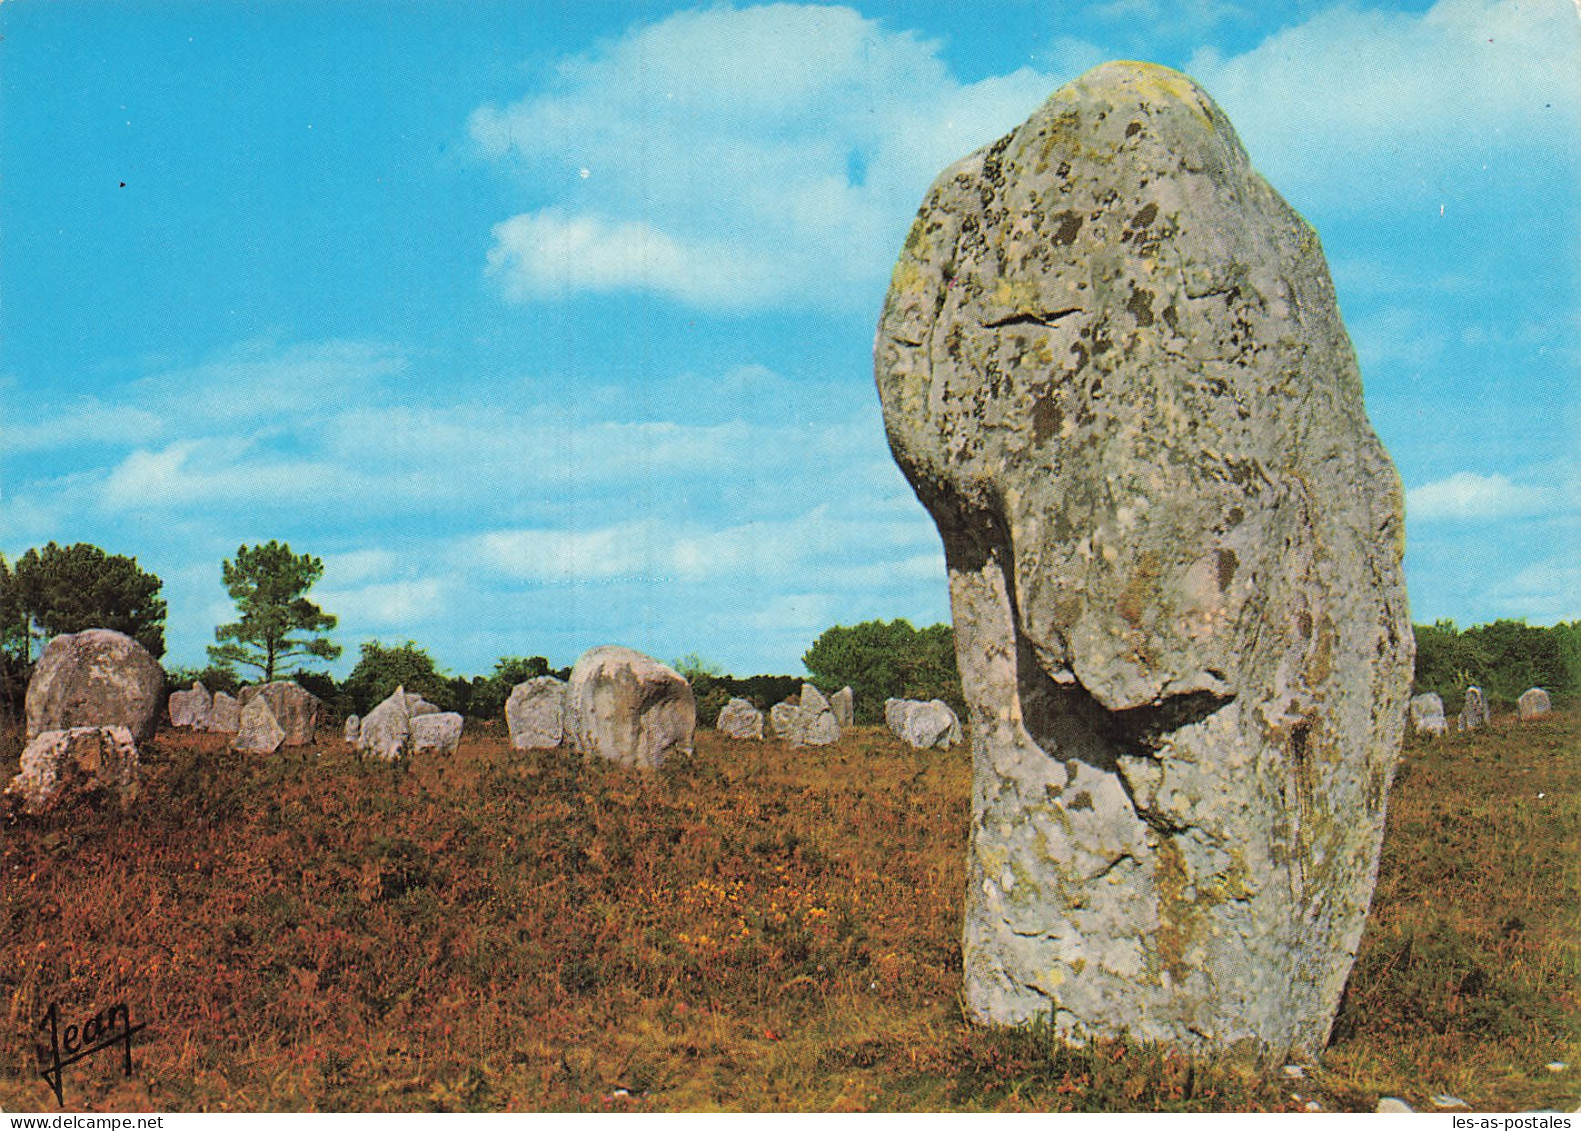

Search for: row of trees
xmin=4 ymin=538 xmax=1575 ymax=724
xmin=1412 ymin=618 xmax=1580 ymax=712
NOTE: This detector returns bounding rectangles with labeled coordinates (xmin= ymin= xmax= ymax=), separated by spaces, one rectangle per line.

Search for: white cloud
xmin=100 ymin=439 xmax=361 ymax=512
xmin=486 ymin=209 xmax=779 ymax=309
xmin=465 ymin=506 xmax=940 ymax=587
xmin=316 ymin=577 xmax=449 ymax=628
xmin=1187 ymin=0 xmax=1581 ymax=208
xmin=1406 ymin=471 xmax=1550 ymax=522
xmin=471 ymin=3 xmax=1057 ymax=310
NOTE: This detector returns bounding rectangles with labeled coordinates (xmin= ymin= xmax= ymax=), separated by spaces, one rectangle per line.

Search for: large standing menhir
xmin=875 ymin=61 xmax=1413 ymax=1057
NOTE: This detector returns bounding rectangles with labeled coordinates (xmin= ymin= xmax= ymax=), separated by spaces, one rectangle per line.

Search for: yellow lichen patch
xmin=1085 ymin=61 xmax=1216 ymax=128
xmin=1152 ymin=836 xmax=1193 ymax=983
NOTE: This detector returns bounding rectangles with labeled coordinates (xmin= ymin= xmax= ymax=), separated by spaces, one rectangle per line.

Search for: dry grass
xmin=0 ymin=710 xmax=1575 ymax=1112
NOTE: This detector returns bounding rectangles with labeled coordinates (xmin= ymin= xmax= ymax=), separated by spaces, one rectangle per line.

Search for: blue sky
xmin=2 ymin=0 xmax=1577 ymax=680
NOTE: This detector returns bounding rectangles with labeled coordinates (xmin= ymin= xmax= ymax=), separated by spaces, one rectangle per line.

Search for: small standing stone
xmin=1409 ymin=693 xmax=1447 ymax=737
xmin=1459 ymin=686 xmax=1490 ymax=732
xmin=238 ymin=681 xmax=322 ymax=746
xmin=169 ymin=681 xmax=214 ymax=729
xmin=830 ymin=686 xmax=855 ymax=729
xmin=716 ymin=697 xmax=765 ymax=739
xmin=234 ymin=695 xmax=286 ymax=754
xmin=343 ymin=714 xmax=361 ymax=744
xmin=1518 ymin=687 xmax=1551 ymax=720
xmin=5 ymin=726 xmax=141 ymax=815
xmin=411 ymin=712 xmax=464 ymax=756
xmin=506 ymin=676 xmax=567 ymax=750
xmin=885 ymin=697 xmax=962 ymax=749
xmin=359 ymin=685 xmax=415 ymax=762
xmin=771 ymin=685 xmax=840 ymax=746
xmin=207 ymin=692 xmax=242 ymax=734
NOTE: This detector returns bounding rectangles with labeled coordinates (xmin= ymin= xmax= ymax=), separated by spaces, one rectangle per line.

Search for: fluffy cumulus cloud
xmin=1406 ymin=471 xmax=1551 ymax=522
xmin=1185 ymin=0 xmax=1581 ymax=209
xmin=470 ymin=3 xmax=1056 ymax=311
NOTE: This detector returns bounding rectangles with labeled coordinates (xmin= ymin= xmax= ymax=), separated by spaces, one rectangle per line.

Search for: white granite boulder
xmin=234 ymin=695 xmax=286 ymax=754
xmin=506 ymin=676 xmax=567 ymax=750
xmin=886 ymin=698 xmax=963 ymax=749
xmin=830 ymin=686 xmax=855 ymax=729
xmin=206 ymin=691 xmax=242 ymax=734
xmin=1518 ymin=687 xmax=1551 ymax=720
xmin=716 ymin=697 xmax=765 ymax=739
xmin=1458 ymin=686 xmax=1490 ymax=732
xmin=566 ymin=646 xmax=696 ymax=769
xmin=358 ymin=685 xmax=415 ymax=762
xmin=169 ymin=681 xmax=213 ymax=729
xmin=412 ymin=712 xmax=463 ymax=756
xmin=1408 ymin=693 xmax=1448 ymax=737
xmin=25 ymin=629 xmax=165 ymax=742
xmin=6 ymin=726 xmax=141 ymax=815
xmin=770 ymin=684 xmax=840 ymax=746
xmin=238 ymin=681 xmax=321 ymax=746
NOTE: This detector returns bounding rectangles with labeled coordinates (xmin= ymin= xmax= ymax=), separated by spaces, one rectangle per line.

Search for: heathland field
xmin=1 ymin=709 xmax=1576 ymax=1112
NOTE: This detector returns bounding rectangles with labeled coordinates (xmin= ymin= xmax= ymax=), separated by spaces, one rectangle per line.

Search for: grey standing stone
xmin=875 ymin=61 xmax=1413 ymax=1056
xmin=1458 ymin=686 xmax=1490 ymax=732
xmin=238 ymin=681 xmax=322 ymax=746
xmin=207 ymin=692 xmax=242 ymax=734
xmin=169 ymin=681 xmax=213 ymax=729
xmin=25 ymin=629 xmax=165 ymax=742
xmin=566 ymin=646 xmax=696 ymax=769
xmin=359 ymin=685 xmax=415 ymax=762
xmin=831 ymin=686 xmax=855 ymax=729
xmin=506 ymin=676 xmax=567 ymax=750
xmin=1409 ymin=693 xmax=1447 ymax=737
xmin=1518 ymin=687 xmax=1551 ymax=720
xmin=234 ymin=695 xmax=286 ymax=754
xmin=411 ymin=712 xmax=464 ymax=756
xmin=344 ymin=714 xmax=361 ymax=744
xmin=771 ymin=685 xmax=840 ymax=747
xmin=716 ymin=697 xmax=765 ymax=740
xmin=5 ymin=726 xmax=141 ymax=815
xmin=889 ymin=698 xmax=963 ymax=749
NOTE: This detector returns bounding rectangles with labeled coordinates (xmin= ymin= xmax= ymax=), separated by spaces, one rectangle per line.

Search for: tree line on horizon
xmin=2 ymin=539 xmax=1577 ymax=724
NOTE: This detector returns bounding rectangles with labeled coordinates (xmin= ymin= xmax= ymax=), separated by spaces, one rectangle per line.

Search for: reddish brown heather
xmin=0 ymin=710 xmax=1575 ymax=1112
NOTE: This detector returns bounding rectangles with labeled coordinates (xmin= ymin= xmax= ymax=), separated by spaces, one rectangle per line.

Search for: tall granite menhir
xmin=875 ymin=61 xmax=1413 ymax=1057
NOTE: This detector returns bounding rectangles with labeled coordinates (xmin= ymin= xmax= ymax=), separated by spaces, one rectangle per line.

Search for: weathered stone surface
xmin=769 ymin=700 xmax=799 ymax=739
xmin=359 ymin=685 xmax=415 ymax=762
xmin=406 ymin=694 xmax=440 ymax=718
xmin=1409 ymin=693 xmax=1447 ymax=737
xmin=412 ymin=712 xmax=464 ymax=756
xmin=169 ymin=681 xmax=213 ymax=729
xmin=238 ymin=682 xmax=321 ymax=746
xmin=207 ymin=692 xmax=241 ymax=734
xmin=566 ymin=646 xmax=696 ymax=769
xmin=344 ymin=714 xmax=361 ymax=744
xmin=25 ymin=629 xmax=164 ymax=742
xmin=234 ymin=696 xmax=286 ymax=754
xmin=770 ymin=685 xmax=841 ymax=746
xmin=5 ymin=726 xmax=141 ymax=815
xmin=716 ymin=697 xmax=765 ymax=739
xmin=1518 ymin=687 xmax=1551 ymax=720
xmin=1459 ymin=686 xmax=1490 ymax=732
xmin=875 ymin=61 xmax=1413 ymax=1055
xmin=831 ymin=686 xmax=855 ymax=729
xmin=887 ymin=698 xmax=963 ymax=749
xmin=506 ymin=676 xmax=567 ymax=750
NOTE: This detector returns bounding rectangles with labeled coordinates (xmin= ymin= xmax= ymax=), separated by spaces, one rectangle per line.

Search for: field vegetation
xmin=1 ymin=704 xmax=1575 ymax=1112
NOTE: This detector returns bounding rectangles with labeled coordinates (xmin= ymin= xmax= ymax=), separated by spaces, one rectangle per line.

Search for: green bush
xmin=803 ymin=619 xmax=961 ymax=724
xmin=342 ymin=641 xmax=457 ymax=715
